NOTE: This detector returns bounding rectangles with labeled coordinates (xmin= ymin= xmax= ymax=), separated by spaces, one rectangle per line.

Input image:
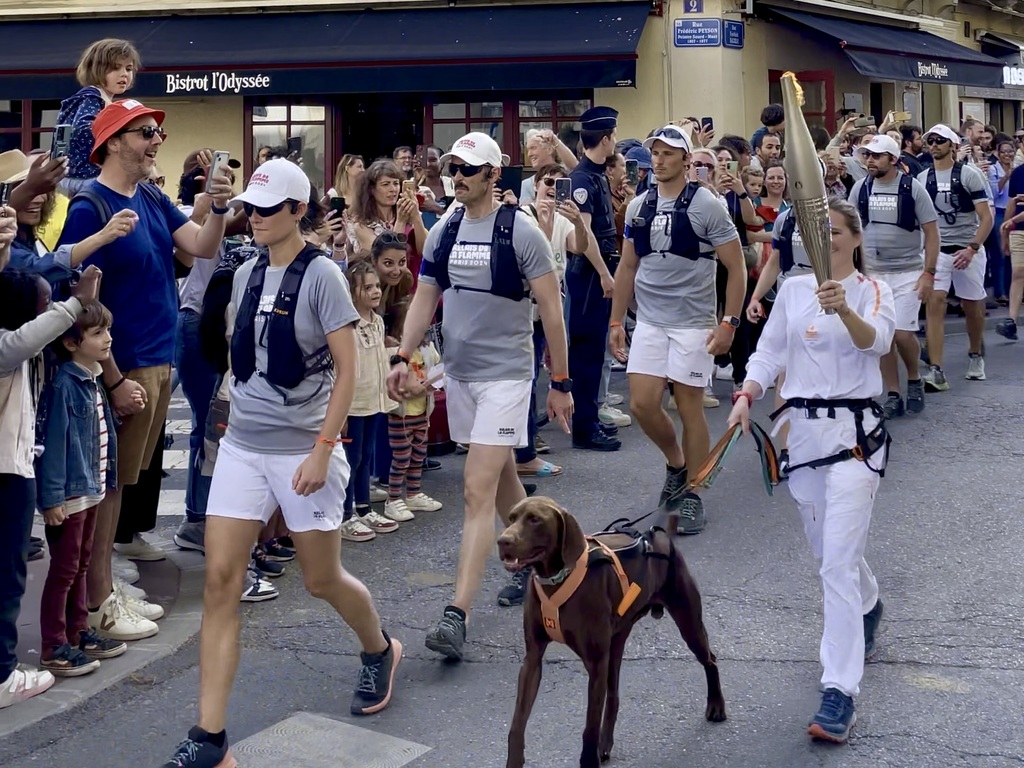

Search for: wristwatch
xmin=967 ymin=242 xmax=981 ymax=252
xmin=211 ymin=204 xmax=229 ymax=215
xmin=389 ymin=353 xmax=409 ymax=367
xmin=721 ymin=315 xmax=741 ymax=329
xmin=550 ymin=376 xmax=573 ymax=393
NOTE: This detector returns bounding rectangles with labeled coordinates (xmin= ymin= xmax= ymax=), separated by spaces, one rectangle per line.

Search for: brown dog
xmin=498 ymin=497 xmax=726 ymax=768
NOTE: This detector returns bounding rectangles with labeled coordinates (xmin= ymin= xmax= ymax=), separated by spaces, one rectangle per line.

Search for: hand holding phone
xmin=555 ymin=177 xmax=571 ymax=206
xmin=52 ymin=124 xmax=72 ymax=159
xmin=625 ymin=159 xmax=639 ymax=187
xmin=206 ymin=151 xmax=231 ymax=194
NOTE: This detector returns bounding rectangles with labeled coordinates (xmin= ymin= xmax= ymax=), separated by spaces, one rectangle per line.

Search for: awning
xmin=770 ymin=9 xmax=1005 ymax=88
xmin=0 ymin=3 xmax=649 ymax=99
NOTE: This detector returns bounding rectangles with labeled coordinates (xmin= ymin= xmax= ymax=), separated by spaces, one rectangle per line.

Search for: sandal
xmin=516 ymin=461 xmax=563 ymax=477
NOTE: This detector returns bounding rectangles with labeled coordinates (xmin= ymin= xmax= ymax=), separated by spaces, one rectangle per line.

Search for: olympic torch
xmin=780 ymin=71 xmax=834 ymax=313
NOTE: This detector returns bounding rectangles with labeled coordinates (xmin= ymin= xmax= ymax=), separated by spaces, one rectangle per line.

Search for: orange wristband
xmin=609 ymin=321 xmax=622 ymax=328
xmin=316 ymin=436 xmax=340 ymax=448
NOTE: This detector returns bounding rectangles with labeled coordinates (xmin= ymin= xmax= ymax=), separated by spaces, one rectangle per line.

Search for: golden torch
xmin=780 ymin=71 xmax=834 ymax=312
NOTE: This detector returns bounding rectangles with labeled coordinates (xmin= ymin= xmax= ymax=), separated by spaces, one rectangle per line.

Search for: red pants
xmin=40 ymin=504 xmax=99 ymax=653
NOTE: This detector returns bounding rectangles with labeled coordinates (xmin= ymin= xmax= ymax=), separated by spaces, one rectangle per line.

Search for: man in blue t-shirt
xmin=998 ymin=162 xmax=1024 ymax=340
xmin=57 ymin=99 xmax=235 ymax=642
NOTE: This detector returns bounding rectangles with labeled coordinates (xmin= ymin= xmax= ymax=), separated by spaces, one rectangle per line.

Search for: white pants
xmin=785 ymin=410 xmax=881 ymax=698
xmin=935 ymin=246 xmax=987 ymax=300
xmin=626 ymin=321 xmax=714 ymax=388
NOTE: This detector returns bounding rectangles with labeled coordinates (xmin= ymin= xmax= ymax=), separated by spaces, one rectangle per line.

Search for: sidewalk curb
xmin=0 ymin=545 xmax=204 ymax=740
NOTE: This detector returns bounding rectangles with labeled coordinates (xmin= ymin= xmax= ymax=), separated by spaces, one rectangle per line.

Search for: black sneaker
xmin=863 ymin=598 xmax=884 ymax=659
xmin=678 ymin=492 xmax=706 ymax=535
xmin=497 ymin=566 xmax=532 ymax=607
xmin=808 ymin=687 xmax=856 ymax=743
xmin=996 ymin=318 xmax=1018 ymax=341
xmin=261 ymin=539 xmax=296 ymax=562
xmin=523 ymin=483 xmax=538 ymax=497
xmin=905 ymin=380 xmax=924 ymax=415
xmin=78 ymin=628 xmax=127 ymax=660
xmin=598 ymin=421 xmax=619 ymax=437
xmin=422 ymin=458 xmax=442 ymax=471
xmin=252 ymin=549 xmax=285 ymax=578
xmin=41 ymin=643 xmax=100 ymax=677
xmin=350 ymin=631 xmax=403 ymax=715
xmin=425 ymin=606 xmax=467 ymax=661
xmin=162 ymin=726 xmax=234 ymax=768
xmin=659 ymin=465 xmax=688 ymax=513
xmin=881 ymin=393 xmax=904 ymax=419
xmin=572 ymin=431 xmax=621 ymax=452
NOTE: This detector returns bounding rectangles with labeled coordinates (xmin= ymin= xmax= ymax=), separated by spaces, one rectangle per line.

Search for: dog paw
xmin=705 ymin=699 xmax=728 ymax=722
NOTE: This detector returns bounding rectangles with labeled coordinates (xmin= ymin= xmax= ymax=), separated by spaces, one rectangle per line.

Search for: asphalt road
xmin=1 ymin=329 xmax=1021 ymax=768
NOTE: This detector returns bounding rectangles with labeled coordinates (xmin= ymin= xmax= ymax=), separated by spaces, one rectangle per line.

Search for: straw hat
xmin=0 ymin=149 xmax=31 ymax=184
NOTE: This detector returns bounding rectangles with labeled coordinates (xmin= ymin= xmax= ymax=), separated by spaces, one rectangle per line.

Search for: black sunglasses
xmin=540 ymin=177 xmax=563 ymax=187
xmin=449 ymin=161 xmax=488 ymax=178
xmin=691 ymin=161 xmax=715 ymax=169
xmin=376 ymin=231 xmax=408 ymax=247
xmin=117 ymin=125 xmax=166 ymax=141
xmin=653 ymin=127 xmax=687 ymax=141
xmin=242 ymin=200 xmax=298 ymax=218
xmin=925 ymin=137 xmax=950 ymax=146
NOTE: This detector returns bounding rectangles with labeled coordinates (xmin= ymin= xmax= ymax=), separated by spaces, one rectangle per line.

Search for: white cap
xmin=642 ymin=125 xmax=693 ymax=155
xmin=441 ymin=132 xmax=509 ymax=167
xmin=854 ymin=134 xmax=901 ymax=161
xmin=923 ymin=123 xmax=961 ymax=145
xmin=230 ymin=158 xmax=311 ymax=208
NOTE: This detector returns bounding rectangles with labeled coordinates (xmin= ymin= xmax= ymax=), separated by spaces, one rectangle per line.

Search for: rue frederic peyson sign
xmin=165 ymin=72 xmax=271 ymax=95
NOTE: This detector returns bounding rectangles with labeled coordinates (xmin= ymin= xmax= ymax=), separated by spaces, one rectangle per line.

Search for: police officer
xmin=568 ymin=106 xmax=622 ymax=451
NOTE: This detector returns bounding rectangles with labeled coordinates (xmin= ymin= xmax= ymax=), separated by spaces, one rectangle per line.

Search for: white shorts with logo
xmin=445 ymin=377 xmax=532 ymax=448
xmin=626 ymin=321 xmax=714 ymax=388
xmin=866 ymin=269 xmax=921 ymax=332
xmin=936 ymin=245 xmax=987 ymax=301
xmin=207 ymin=438 xmax=349 ymax=533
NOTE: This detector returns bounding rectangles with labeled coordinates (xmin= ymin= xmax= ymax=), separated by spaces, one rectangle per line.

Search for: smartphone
xmin=0 ymin=182 xmax=9 ymax=207
xmin=329 ymin=197 xmax=347 ymax=216
xmin=498 ymin=166 xmax=523 ymax=196
xmin=854 ymin=116 xmax=874 ymax=128
xmin=696 ymin=166 xmax=709 ymax=182
xmin=701 ymin=116 xmax=714 ymax=133
xmin=826 ymin=146 xmax=841 ymax=163
xmin=625 ymin=158 xmax=639 ymax=186
xmin=206 ymin=151 xmax=230 ymax=194
xmin=402 ymin=179 xmax=416 ymax=196
xmin=725 ymin=160 xmax=739 ymax=174
xmin=554 ymin=177 xmax=571 ymax=205
xmin=415 ymin=144 xmax=427 ymax=169
xmin=286 ymin=136 xmax=302 ymax=158
xmin=892 ymin=111 xmax=912 ymax=123
xmin=52 ymin=124 xmax=72 ymax=159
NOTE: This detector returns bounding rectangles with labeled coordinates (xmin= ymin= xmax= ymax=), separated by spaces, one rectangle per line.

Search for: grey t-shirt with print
xmin=771 ymin=207 xmax=813 ymax=278
xmin=850 ymin=173 xmax=937 ymax=274
xmin=916 ymin=163 xmax=988 ymax=247
xmin=624 ymin=186 xmax=740 ymax=329
xmin=419 ymin=205 xmax=555 ymax=382
xmin=226 ymin=252 xmax=360 ymax=454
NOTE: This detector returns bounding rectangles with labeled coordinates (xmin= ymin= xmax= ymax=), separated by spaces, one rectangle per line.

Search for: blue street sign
xmin=683 ymin=0 xmax=704 ymax=12
xmin=723 ymin=20 xmax=745 ymax=49
xmin=674 ymin=18 xmax=721 ymax=48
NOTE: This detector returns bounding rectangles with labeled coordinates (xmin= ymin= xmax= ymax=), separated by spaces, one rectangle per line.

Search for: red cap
xmin=89 ymin=99 xmax=167 ymax=165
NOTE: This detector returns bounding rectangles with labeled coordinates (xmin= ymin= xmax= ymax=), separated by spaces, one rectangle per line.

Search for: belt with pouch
xmin=568 ymin=251 xmax=620 ymax=274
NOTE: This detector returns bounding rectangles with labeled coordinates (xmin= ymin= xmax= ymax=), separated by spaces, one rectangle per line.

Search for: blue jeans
xmin=175 ymin=309 xmax=220 ymax=522
xmin=987 ymin=208 xmax=1011 ymax=298
xmin=344 ymin=414 xmax=381 ymax=515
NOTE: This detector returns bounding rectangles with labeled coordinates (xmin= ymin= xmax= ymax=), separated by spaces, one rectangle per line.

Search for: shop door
xmin=769 ymin=70 xmax=835 ymax=132
xmin=337 ymin=95 xmax=424 ymax=166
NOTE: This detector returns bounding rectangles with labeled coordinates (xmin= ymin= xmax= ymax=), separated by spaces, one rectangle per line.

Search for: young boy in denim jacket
xmin=36 ymin=302 xmax=127 ymax=676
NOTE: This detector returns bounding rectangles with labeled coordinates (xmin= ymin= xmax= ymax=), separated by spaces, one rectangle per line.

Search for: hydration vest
xmin=231 ymin=244 xmax=332 ymax=397
xmin=924 ymin=161 xmax=977 ymax=215
xmin=726 ymin=191 xmax=749 ymax=247
xmin=776 ymin=210 xmax=800 ymax=274
xmin=856 ymin=173 xmax=918 ymax=233
xmin=427 ymin=204 xmax=526 ymax=302
xmin=630 ymin=184 xmax=713 ymax=260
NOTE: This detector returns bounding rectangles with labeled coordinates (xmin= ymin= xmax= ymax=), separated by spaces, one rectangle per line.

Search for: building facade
xmin=1 ymin=0 xmax=1022 ymax=194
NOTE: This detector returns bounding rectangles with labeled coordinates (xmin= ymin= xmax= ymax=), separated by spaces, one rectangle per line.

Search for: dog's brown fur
xmin=497 ymin=497 xmax=726 ymax=768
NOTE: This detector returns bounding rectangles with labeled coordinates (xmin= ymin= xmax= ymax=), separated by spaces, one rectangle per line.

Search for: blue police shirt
xmin=569 ymin=156 xmax=618 ymax=257
xmin=58 ymin=180 xmax=189 ymax=371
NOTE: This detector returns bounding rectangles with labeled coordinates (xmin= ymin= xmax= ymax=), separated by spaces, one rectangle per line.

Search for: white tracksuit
xmin=746 ymin=272 xmax=896 ymax=698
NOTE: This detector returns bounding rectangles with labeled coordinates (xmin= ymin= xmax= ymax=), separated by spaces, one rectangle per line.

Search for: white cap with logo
xmin=854 ymin=134 xmax=901 ymax=161
xmin=923 ymin=124 xmax=961 ymax=146
xmin=642 ymin=125 xmax=694 ymax=155
xmin=440 ymin=132 xmax=510 ymax=168
xmin=230 ymin=158 xmax=311 ymax=209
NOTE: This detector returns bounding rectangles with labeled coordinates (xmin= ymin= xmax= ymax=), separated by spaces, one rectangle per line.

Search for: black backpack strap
xmin=491 ymin=204 xmax=525 ymax=302
xmin=925 ymin=166 xmax=937 ymax=201
xmin=431 ymin=207 xmax=466 ymax=290
xmin=70 ymin=188 xmax=115 ymax=225
xmin=857 ymin=179 xmax=871 ymax=226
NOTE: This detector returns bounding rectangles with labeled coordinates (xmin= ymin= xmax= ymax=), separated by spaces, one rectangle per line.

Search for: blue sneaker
xmin=808 ymin=688 xmax=856 ymax=743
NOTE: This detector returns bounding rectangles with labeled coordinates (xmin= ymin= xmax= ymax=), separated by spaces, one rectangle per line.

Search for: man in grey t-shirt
xmin=386 ymin=132 xmax=571 ymax=662
xmin=608 ymin=126 xmax=745 ymax=536
xmin=917 ymin=124 xmax=993 ymax=390
xmin=848 ymin=134 xmax=939 ymax=418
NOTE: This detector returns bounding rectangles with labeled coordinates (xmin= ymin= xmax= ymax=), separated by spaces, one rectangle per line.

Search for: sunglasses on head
xmin=117 ymin=125 xmax=166 ymax=141
xmin=449 ymin=161 xmax=488 ymax=178
xmin=242 ymin=200 xmax=299 ymax=218
xmin=925 ymin=137 xmax=950 ymax=146
xmin=376 ymin=231 xmax=408 ymax=247
xmin=653 ymin=127 xmax=687 ymax=141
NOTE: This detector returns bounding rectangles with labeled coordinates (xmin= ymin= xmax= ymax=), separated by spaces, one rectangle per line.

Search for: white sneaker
xmin=362 ymin=509 xmax=400 ymax=532
xmin=241 ymin=569 xmax=279 ymax=602
xmin=340 ymin=517 xmax=376 ymax=542
xmin=715 ymin=363 xmax=734 ymax=380
xmin=406 ymin=492 xmax=442 ymax=512
xmin=598 ymin=404 xmax=632 ymax=427
xmin=114 ymin=534 xmax=166 ymax=562
xmin=606 ymin=393 xmax=624 ymax=406
xmin=370 ymin=485 xmax=388 ymax=503
xmin=384 ymin=499 xmax=415 ymax=522
xmin=703 ymin=386 xmax=720 ymax=408
xmin=0 ymin=665 xmax=55 ymax=709
xmin=115 ymin=582 xmax=164 ymax=621
xmin=114 ymin=577 xmax=148 ymax=602
xmin=112 ymin=554 xmax=140 ymax=584
xmin=88 ymin=592 xmax=159 ymax=641
xmin=966 ymin=354 xmax=986 ymax=381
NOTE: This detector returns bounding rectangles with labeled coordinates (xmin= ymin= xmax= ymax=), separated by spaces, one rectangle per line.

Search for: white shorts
xmin=207 ymin=438 xmax=350 ymax=533
xmin=626 ymin=321 xmax=714 ymax=388
xmin=445 ymin=377 xmax=532 ymax=448
xmin=867 ymin=270 xmax=921 ymax=332
xmin=935 ymin=246 xmax=987 ymax=300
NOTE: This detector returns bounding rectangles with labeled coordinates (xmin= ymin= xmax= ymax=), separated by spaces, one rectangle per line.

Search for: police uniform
xmin=567 ymin=106 xmax=621 ymax=449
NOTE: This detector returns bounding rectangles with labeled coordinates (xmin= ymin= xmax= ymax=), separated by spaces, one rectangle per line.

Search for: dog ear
xmin=558 ymin=507 xmax=588 ymax=566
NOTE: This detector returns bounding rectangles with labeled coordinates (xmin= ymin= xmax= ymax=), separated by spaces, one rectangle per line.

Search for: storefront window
xmin=247 ymin=100 xmax=331 ymax=192
xmin=0 ymin=99 xmax=62 ymax=154
xmin=769 ymin=70 xmax=834 ymax=132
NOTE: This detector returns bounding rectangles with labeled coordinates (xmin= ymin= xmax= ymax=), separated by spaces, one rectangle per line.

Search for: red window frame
xmin=0 ymin=99 xmax=62 ymax=153
xmin=768 ymin=70 xmax=835 ymax=132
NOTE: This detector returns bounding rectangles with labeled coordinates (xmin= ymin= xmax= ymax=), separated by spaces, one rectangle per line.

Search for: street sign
xmin=683 ymin=0 xmax=704 ymax=12
xmin=674 ymin=18 xmax=721 ymax=48
xmin=723 ymin=20 xmax=745 ymax=49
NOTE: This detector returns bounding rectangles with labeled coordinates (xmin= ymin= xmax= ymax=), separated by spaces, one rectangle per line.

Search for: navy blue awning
xmin=770 ymin=9 xmax=1005 ymax=88
xmin=0 ymin=3 xmax=649 ymax=99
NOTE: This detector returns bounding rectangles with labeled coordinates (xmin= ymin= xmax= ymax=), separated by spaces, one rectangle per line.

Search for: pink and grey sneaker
xmin=0 ymin=665 xmax=55 ymax=709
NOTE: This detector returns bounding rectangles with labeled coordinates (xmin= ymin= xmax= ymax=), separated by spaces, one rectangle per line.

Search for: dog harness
xmin=533 ymin=535 xmax=644 ymax=645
